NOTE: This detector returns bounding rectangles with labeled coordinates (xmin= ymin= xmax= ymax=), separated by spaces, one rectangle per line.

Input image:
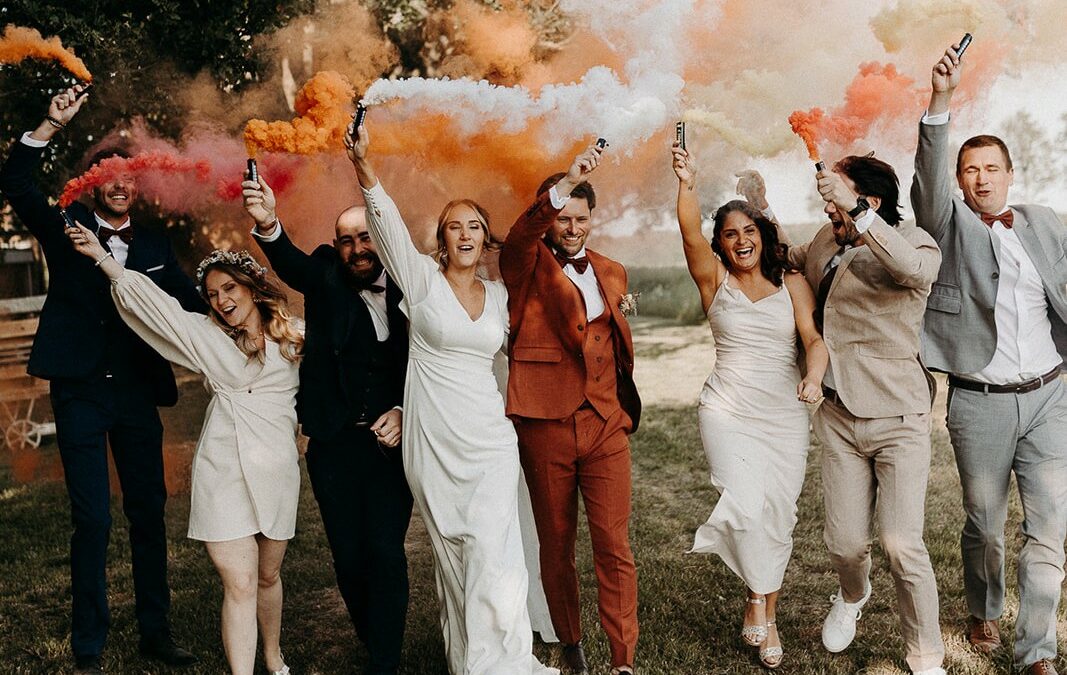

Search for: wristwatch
xmin=847 ymin=197 xmax=870 ymax=219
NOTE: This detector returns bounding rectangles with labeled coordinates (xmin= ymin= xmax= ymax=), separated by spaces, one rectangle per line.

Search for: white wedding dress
xmin=363 ymin=181 xmax=557 ymax=675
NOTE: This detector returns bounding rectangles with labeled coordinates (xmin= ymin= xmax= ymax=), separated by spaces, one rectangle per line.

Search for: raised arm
xmin=66 ymin=223 xmax=231 ymax=376
xmin=672 ymin=143 xmax=723 ymax=313
xmin=911 ymin=43 xmax=963 ymax=243
xmin=784 ymin=271 xmax=828 ymax=403
xmin=500 ymin=143 xmax=604 ymax=287
xmin=345 ymin=123 xmax=435 ymax=304
xmin=243 ymin=175 xmax=325 ymax=295
xmin=0 ymin=85 xmax=90 ymax=246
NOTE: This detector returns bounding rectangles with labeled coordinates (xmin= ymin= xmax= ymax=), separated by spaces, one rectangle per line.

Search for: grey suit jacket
xmin=789 ymin=216 xmax=941 ymax=418
xmin=911 ymin=120 xmax=1067 ymax=374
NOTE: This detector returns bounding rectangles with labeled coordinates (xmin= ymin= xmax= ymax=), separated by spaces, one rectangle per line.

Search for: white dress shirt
xmin=922 ymin=110 xmax=1061 ymax=383
xmin=251 ymin=221 xmax=390 ymax=341
xmin=94 ymin=213 xmax=132 ymax=267
xmin=548 ymin=186 xmax=606 ymax=321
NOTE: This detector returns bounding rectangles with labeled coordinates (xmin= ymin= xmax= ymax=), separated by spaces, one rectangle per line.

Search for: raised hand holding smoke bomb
xmin=246 ymin=158 xmax=258 ymax=183
xmin=928 ymin=34 xmax=969 ymax=115
xmin=33 ymin=83 xmax=91 ymax=142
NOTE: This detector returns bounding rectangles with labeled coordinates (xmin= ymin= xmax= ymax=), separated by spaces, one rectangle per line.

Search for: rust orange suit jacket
xmin=500 ymin=191 xmax=642 ymax=432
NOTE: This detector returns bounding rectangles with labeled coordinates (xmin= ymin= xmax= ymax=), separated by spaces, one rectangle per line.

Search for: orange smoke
xmin=243 ymin=70 xmax=354 ymax=157
xmin=59 ymin=152 xmax=212 ymax=208
xmin=0 ymin=24 xmax=92 ymax=81
xmin=788 ymin=62 xmax=925 ymax=162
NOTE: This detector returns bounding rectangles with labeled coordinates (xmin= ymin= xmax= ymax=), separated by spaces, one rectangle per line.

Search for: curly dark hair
xmin=710 ymin=200 xmax=789 ymax=287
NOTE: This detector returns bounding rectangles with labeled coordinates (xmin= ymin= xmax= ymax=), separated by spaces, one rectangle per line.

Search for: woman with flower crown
xmin=66 ymin=223 xmax=302 ymax=675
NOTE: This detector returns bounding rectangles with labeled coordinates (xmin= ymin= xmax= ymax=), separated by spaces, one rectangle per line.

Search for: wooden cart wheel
xmin=4 ymin=418 xmax=43 ymax=450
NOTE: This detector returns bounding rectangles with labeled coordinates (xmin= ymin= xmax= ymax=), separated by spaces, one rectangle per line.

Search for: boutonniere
xmin=618 ymin=291 xmax=640 ymax=317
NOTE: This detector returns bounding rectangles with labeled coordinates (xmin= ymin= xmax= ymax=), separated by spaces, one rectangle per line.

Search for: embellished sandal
xmin=741 ymin=595 xmax=768 ymax=646
xmin=759 ymin=620 xmax=783 ymax=669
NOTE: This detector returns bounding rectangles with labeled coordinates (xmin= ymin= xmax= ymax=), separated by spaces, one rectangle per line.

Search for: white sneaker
xmin=821 ymin=582 xmax=871 ymax=653
xmin=912 ymin=669 xmax=946 ymax=675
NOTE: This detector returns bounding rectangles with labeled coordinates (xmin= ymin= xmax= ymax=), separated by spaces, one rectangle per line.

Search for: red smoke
xmin=789 ymin=62 xmax=926 ymax=161
xmin=59 ymin=152 xmax=212 ymax=208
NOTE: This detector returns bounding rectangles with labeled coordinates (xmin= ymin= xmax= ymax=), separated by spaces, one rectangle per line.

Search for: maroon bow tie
xmin=980 ymin=211 xmax=1013 ymax=229
xmin=98 ymin=226 xmax=134 ymax=245
xmin=553 ymin=248 xmax=589 ymax=274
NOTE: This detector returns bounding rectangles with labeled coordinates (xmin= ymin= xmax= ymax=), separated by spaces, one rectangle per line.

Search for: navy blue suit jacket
xmin=0 ymin=140 xmax=203 ymax=406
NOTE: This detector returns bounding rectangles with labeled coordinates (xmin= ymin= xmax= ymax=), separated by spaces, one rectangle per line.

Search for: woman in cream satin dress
xmin=672 ymin=145 xmax=828 ymax=669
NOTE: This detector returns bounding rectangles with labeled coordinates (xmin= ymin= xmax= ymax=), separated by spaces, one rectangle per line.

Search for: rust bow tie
xmin=980 ymin=211 xmax=1013 ymax=229
xmin=97 ymin=226 xmax=134 ymax=245
xmin=553 ymin=248 xmax=589 ymax=274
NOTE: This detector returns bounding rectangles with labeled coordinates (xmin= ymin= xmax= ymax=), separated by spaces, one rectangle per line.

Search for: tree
xmin=998 ymin=110 xmax=1058 ymax=202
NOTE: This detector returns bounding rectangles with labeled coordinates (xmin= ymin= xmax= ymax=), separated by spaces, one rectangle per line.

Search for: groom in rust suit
xmin=501 ymin=142 xmax=642 ymax=675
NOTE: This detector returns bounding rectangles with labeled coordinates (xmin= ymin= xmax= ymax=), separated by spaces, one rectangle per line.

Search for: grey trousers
xmin=946 ymin=377 xmax=1067 ymax=667
xmin=814 ymin=400 xmax=945 ymax=672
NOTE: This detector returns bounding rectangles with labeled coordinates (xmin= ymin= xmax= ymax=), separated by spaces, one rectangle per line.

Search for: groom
xmin=500 ymin=142 xmax=642 ymax=675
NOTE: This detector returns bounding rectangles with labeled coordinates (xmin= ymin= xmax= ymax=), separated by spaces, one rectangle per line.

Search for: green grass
xmin=627 ymin=267 xmax=705 ymax=325
xmin=0 ymin=386 xmax=1056 ymax=674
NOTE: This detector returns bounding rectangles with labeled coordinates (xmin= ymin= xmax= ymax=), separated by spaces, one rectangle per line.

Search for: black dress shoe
xmin=74 ymin=654 xmax=104 ymax=674
xmin=139 ymin=634 xmax=198 ymax=667
xmin=561 ymin=641 xmax=589 ymax=675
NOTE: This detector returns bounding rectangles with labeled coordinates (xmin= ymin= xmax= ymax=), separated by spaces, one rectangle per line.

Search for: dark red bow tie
xmin=553 ymin=248 xmax=589 ymax=274
xmin=980 ymin=211 xmax=1013 ymax=229
xmin=97 ymin=226 xmax=134 ymax=245
xmin=366 ymin=284 xmax=386 ymax=294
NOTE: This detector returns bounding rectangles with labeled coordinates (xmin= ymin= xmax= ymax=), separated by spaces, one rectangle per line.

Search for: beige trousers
xmin=814 ymin=399 xmax=944 ymax=672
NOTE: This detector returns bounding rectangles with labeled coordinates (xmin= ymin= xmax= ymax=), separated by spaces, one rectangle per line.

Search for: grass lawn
xmin=0 ymin=379 xmax=1058 ymax=674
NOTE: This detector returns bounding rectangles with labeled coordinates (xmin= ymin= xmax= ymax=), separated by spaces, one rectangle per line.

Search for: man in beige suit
xmin=787 ymin=155 xmax=945 ymax=675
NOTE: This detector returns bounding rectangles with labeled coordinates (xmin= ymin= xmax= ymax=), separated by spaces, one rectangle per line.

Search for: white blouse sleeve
xmin=111 ymin=271 xmax=241 ymax=379
xmin=361 ymin=181 xmax=438 ymax=305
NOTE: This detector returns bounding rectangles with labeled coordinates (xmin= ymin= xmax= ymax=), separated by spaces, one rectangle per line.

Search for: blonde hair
xmin=198 ymin=260 xmax=304 ymax=364
xmin=434 ymin=199 xmax=502 ymax=267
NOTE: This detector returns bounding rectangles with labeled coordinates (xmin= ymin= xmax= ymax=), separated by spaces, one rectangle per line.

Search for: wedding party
xmin=1 ymin=2 xmax=1066 ymax=674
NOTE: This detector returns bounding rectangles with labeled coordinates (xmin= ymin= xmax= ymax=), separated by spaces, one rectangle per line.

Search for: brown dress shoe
xmin=966 ymin=616 xmax=1001 ymax=654
xmin=561 ymin=642 xmax=589 ymax=675
xmin=1029 ymin=659 xmax=1059 ymax=675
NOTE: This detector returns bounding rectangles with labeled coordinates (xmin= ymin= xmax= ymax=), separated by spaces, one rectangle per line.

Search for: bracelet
xmin=45 ymin=115 xmax=66 ymax=130
xmin=94 ymin=251 xmax=113 ymax=267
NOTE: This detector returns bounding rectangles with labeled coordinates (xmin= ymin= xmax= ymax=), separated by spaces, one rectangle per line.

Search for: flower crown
xmin=195 ymin=249 xmax=268 ymax=283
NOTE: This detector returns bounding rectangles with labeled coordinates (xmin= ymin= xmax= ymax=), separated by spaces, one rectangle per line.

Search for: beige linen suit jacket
xmin=789 ymin=217 xmax=941 ymax=418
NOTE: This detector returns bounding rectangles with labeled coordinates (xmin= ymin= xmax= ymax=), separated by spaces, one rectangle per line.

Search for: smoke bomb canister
xmin=814 ymin=160 xmax=825 ymax=172
xmin=74 ymin=82 xmax=93 ymax=100
xmin=60 ymin=209 xmax=77 ymax=230
xmin=354 ymin=102 xmax=367 ymax=129
xmin=247 ymin=158 xmax=258 ymax=183
xmin=956 ymin=33 xmax=973 ymax=58
xmin=595 ymin=137 xmax=608 ymax=150
xmin=676 ymin=121 xmax=686 ymax=150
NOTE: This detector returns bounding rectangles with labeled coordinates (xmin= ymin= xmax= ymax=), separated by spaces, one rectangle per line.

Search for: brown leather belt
xmin=949 ymin=367 xmax=1060 ymax=395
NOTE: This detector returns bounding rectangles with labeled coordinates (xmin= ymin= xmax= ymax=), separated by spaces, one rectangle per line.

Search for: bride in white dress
xmin=671 ymin=145 xmax=828 ymax=669
xmin=345 ymin=125 xmax=557 ymax=675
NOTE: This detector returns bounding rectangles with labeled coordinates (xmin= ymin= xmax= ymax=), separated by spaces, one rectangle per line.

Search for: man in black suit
xmin=0 ymin=86 xmax=200 ymax=675
xmin=244 ymin=175 xmax=412 ymax=675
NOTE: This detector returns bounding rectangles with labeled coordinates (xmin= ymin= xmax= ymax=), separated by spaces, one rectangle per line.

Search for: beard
xmin=342 ymin=251 xmax=385 ymax=290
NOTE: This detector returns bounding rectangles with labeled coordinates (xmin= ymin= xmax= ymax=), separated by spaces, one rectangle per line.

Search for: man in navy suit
xmin=0 ymin=85 xmax=201 ymax=675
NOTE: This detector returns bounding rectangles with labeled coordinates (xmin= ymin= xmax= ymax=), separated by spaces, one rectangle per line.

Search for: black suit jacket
xmin=0 ymin=140 xmax=203 ymax=406
xmin=255 ymin=227 xmax=408 ymax=441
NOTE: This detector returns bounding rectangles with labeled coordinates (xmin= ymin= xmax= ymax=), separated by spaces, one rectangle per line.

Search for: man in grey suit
xmin=788 ymin=157 xmax=945 ymax=675
xmin=913 ymin=43 xmax=1067 ymax=675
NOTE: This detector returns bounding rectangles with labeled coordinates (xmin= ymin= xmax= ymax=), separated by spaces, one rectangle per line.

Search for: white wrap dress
xmin=111 ymin=271 xmax=300 ymax=542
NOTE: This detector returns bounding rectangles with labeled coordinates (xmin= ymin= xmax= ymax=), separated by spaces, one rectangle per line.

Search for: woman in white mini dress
xmin=68 ymin=223 xmax=300 ymax=675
